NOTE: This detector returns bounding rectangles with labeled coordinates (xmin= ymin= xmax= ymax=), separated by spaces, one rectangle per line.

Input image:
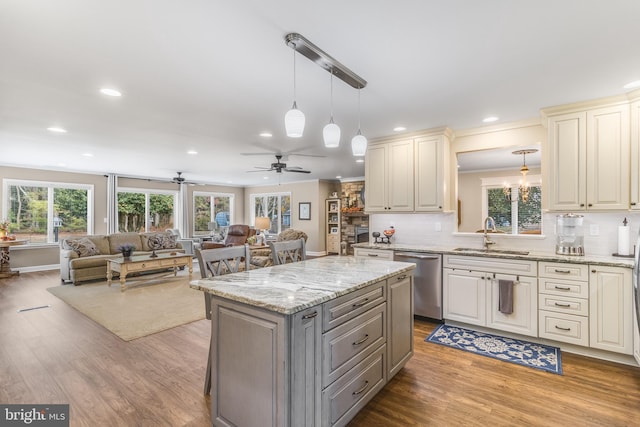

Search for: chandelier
xmin=503 ymin=149 xmax=538 ymax=203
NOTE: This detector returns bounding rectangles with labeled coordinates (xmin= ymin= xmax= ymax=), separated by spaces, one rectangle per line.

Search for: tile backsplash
xmin=370 ymin=211 xmax=640 ymax=257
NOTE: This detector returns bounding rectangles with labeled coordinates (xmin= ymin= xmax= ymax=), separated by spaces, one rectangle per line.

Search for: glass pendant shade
xmin=323 ymin=119 xmax=340 ymax=147
xmin=285 ymin=101 xmax=305 ymax=138
xmin=351 ymin=131 xmax=367 ymax=156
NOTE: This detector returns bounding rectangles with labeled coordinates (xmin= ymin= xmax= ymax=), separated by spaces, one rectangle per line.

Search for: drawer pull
xmin=554 ymin=325 xmax=571 ymax=331
xmin=352 ymin=298 xmax=370 ymax=308
xmin=352 ymin=334 xmax=369 ymax=346
xmin=397 ymin=275 xmax=407 ymax=280
xmin=302 ymin=311 xmax=318 ymax=320
xmin=367 ymin=253 xmax=379 ymax=257
xmin=554 ymin=285 xmax=571 ymax=291
xmin=554 ymin=269 xmax=571 ymax=274
xmin=554 ymin=302 xmax=571 ymax=308
xmin=352 ymin=381 xmax=369 ymax=396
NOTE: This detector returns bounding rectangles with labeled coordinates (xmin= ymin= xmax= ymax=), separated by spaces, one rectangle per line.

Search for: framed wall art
xmin=299 ymin=202 xmax=311 ymax=220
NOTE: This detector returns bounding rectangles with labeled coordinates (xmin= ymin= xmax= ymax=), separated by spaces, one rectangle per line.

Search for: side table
xmin=0 ymin=239 xmax=28 ymax=278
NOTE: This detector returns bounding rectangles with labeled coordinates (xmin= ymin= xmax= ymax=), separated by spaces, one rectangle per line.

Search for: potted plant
xmin=117 ymin=243 xmax=136 ymax=259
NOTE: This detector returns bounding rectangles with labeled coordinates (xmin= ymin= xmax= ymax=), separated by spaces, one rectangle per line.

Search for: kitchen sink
xmin=453 ymin=247 xmax=530 ymax=256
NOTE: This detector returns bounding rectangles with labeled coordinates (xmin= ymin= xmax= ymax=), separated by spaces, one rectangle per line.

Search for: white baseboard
xmin=16 ymin=264 xmax=60 ymax=273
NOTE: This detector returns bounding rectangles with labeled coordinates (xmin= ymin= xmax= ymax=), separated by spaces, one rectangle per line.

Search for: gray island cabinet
xmin=190 ymin=256 xmax=415 ymax=427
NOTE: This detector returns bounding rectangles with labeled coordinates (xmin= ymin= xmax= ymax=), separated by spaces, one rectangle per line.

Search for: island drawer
xmin=539 ymin=310 xmax=589 ymax=346
xmin=322 ymin=302 xmax=386 ymax=387
xmin=538 ymin=277 xmax=589 ymax=298
xmin=323 ymin=281 xmax=386 ymax=332
xmin=538 ymin=294 xmax=588 ymax=316
xmin=322 ymin=345 xmax=386 ymax=427
xmin=538 ymin=262 xmax=588 ymax=281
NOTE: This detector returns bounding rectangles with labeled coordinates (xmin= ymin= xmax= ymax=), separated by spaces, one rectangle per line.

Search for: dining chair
xmin=268 ymin=238 xmax=306 ymax=265
xmin=195 ymin=245 xmax=250 ymax=394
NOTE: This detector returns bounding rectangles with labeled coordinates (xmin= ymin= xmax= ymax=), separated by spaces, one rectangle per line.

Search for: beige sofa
xmin=60 ymin=232 xmax=185 ymax=285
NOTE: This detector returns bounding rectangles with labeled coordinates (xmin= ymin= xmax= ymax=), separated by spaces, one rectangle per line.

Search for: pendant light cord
xmin=330 ymin=70 xmax=334 ymax=121
xmin=357 ymin=87 xmax=362 ymax=133
xmin=292 ymin=49 xmax=297 ymax=107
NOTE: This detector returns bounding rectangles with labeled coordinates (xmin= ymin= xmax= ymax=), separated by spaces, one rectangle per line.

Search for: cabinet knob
xmin=580 ymin=204 xmax=585 ymax=207
xmin=588 ymin=203 xmax=593 ymax=207
xmin=632 ymin=202 xmax=637 ymax=206
xmin=591 ymin=269 xmax=596 ymax=273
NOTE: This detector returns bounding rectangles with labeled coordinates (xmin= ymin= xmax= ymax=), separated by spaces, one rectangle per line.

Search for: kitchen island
xmin=190 ymin=256 xmax=415 ymax=427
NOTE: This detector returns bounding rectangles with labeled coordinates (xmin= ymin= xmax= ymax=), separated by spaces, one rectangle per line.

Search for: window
xmin=193 ymin=192 xmax=234 ymax=236
xmin=117 ymin=188 xmax=177 ymax=233
xmin=250 ymin=192 xmax=291 ymax=235
xmin=3 ymin=179 xmax=93 ymax=243
xmin=482 ymin=176 xmax=542 ymax=235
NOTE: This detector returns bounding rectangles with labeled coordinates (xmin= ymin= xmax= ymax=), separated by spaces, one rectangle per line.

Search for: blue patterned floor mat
xmin=426 ymin=324 xmax=563 ymax=375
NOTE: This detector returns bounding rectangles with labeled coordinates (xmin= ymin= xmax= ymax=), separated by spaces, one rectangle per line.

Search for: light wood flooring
xmin=1 ymin=270 xmax=639 ymax=426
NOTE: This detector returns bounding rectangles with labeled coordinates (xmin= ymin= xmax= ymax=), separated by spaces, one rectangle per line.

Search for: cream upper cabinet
xmin=630 ymin=100 xmax=640 ymax=209
xmin=546 ymin=104 xmax=630 ymax=211
xmin=414 ymin=134 xmax=450 ymax=212
xmin=365 ymin=139 xmax=414 ymax=212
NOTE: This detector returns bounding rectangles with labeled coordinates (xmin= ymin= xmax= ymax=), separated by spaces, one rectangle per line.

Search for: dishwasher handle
xmin=395 ymin=252 xmax=440 ymax=260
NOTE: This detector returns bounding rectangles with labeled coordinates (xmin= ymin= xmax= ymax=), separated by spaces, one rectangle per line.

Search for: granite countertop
xmin=352 ymin=242 xmax=635 ymax=269
xmin=189 ymin=256 xmax=416 ymax=315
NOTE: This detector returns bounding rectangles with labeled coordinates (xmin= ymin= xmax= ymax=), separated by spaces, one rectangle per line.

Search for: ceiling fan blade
xmin=287 ymin=153 xmax=326 ymax=158
xmin=284 ymin=168 xmax=311 ymax=173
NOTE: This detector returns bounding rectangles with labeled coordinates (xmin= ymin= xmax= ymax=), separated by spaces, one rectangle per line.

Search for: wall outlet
xmin=435 ymin=222 xmax=442 ymax=232
xmin=590 ymin=224 xmax=599 ymax=236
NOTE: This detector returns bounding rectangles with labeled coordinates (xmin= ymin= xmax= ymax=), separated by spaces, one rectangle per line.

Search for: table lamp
xmin=255 ymin=217 xmax=271 ymax=238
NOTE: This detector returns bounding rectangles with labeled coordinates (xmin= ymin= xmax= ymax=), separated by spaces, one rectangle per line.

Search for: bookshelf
xmin=326 ymin=198 xmax=341 ymax=254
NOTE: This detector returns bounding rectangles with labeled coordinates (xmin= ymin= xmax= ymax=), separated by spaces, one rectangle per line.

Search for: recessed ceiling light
xmin=100 ymin=88 xmax=122 ymax=97
xmin=336 ymin=175 xmax=342 ymax=179
xmin=259 ymin=132 xmax=273 ymax=138
xmin=187 ymin=150 xmax=198 ymax=155
xmin=263 ymin=176 xmax=269 ymax=180
xmin=623 ymin=80 xmax=640 ymax=89
xmin=483 ymin=116 xmax=499 ymax=123
xmin=356 ymin=159 xmax=364 ymax=163
xmin=57 ymin=163 xmax=67 ymax=167
xmin=82 ymin=153 xmax=94 ymax=157
xmin=47 ymin=127 xmax=67 ymax=133
xmin=393 ymin=126 xmax=406 ymax=132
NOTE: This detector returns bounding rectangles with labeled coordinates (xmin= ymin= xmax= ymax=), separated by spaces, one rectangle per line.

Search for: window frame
xmin=116 ymin=186 xmax=178 ymax=233
xmin=481 ymin=175 xmax=542 ymax=235
xmin=192 ymin=191 xmax=235 ymax=237
xmin=249 ymin=192 xmax=291 ymax=235
xmin=2 ymin=178 xmax=94 ymax=244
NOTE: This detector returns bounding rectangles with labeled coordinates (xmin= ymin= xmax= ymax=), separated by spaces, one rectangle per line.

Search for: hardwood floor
xmin=2 ymin=270 xmax=640 ymax=426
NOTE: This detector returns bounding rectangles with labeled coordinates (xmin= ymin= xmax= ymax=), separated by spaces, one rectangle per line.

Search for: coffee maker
xmin=555 ymin=213 xmax=584 ymax=256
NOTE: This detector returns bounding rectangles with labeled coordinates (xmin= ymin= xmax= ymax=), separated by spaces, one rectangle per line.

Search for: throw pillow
xmin=66 ymin=237 xmax=100 ymax=257
xmin=145 ymin=232 xmax=177 ymax=249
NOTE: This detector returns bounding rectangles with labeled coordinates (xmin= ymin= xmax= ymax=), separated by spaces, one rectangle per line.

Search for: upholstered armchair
xmin=200 ymin=224 xmax=256 ymax=250
xmin=250 ymin=229 xmax=308 ymax=268
xmin=166 ymin=229 xmax=201 ymax=255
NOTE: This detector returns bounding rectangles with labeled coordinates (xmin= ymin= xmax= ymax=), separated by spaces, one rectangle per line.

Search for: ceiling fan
xmin=171 ymin=172 xmax=198 ymax=185
xmin=248 ymin=155 xmax=311 ymax=174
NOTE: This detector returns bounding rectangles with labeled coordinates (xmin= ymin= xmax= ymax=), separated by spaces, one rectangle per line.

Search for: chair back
xmin=196 ymin=245 xmax=250 ymax=278
xmin=224 ymin=224 xmax=251 ymax=246
xmin=269 ymin=238 xmax=306 ymax=265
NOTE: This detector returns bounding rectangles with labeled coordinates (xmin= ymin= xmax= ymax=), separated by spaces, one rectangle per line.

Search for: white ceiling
xmin=1 ymin=1 xmax=639 ymax=186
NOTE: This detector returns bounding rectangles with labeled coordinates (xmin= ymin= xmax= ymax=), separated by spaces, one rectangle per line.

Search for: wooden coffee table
xmin=106 ymin=252 xmax=193 ymax=291
xmin=0 ymin=239 xmax=28 ymax=278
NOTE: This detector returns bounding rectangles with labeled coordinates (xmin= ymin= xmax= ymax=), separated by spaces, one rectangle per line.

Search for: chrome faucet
xmin=483 ymin=216 xmax=497 ymax=250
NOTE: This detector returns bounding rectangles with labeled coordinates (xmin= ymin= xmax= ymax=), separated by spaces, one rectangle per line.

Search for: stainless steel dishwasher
xmin=394 ymin=252 xmax=442 ymax=320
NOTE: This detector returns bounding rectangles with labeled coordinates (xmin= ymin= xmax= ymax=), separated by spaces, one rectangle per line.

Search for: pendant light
xmin=323 ymin=70 xmax=340 ymax=148
xmin=351 ymin=87 xmax=367 ymax=156
xmin=285 ymin=49 xmax=305 ymax=138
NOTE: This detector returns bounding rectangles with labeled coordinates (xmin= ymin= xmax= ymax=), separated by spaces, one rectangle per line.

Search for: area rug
xmin=426 ymin=324 xmax=562 ymax=375
xmin=47 ymin=274 xmax=205 ymax=341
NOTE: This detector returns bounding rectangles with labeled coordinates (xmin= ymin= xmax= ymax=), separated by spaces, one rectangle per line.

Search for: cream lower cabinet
xmin=589 ymin=265 xmax=633 ymax=355
xmin=545 ymin=104 xmax=630 ymax=211
xmin=443 ymin=255 xmax=538 ymax=337
xmin=210 ymin=273 xmax=413 ymax=427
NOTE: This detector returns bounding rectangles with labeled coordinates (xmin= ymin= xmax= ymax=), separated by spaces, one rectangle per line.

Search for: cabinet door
xmin=414 ymin=135 xmax=444 ymax=211
xmin=589 ymin=266 xmax=633 ymax=354
xmin=629 ymin=101 xmax=640 ymax=209
xmin=547 ymin=112 xmax=587 ymax=210
xmin=364 ymin=144 xmax=387 ymax=212
xmin=291 ymin=307 xmax=322 ymax=427
xmin=443 ymin=268 xmax=486 ymax=326
xmin=387 ymin=273 xmax=414 ymax=378
xmin=387 ymin=139 xmax=415 ymax=211
xmin=487 ymin=274 xmax=538 ymax=337
xmin=586 ymin=105 xmax=630 ymax=210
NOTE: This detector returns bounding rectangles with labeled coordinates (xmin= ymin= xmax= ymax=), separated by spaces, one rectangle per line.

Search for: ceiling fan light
xmin=285 ymin=102 xmax=305 ymax=138
xmin=351 ymin=132 xmax=367 ymax=156
xmin=323 ymin=121 xmax=340 ymax=148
